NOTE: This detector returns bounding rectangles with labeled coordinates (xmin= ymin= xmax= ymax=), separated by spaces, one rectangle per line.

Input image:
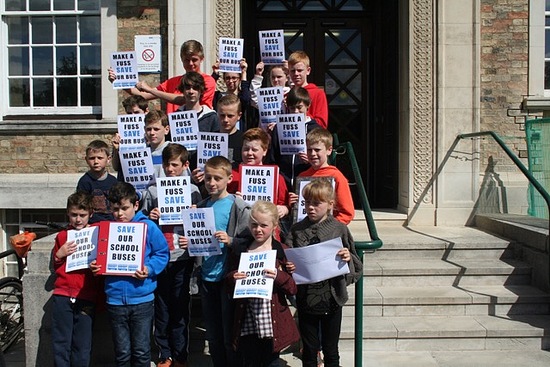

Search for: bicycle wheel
xmin=0 ymin=279 xmax=23 ymax=352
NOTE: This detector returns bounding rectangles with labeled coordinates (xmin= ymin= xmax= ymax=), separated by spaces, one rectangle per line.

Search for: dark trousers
xmin=51 ymin=295 xmax=95 ymax=367
xmin=298 ymin=307 xmax=342 ymax=367
xmin=154 ymin=260 xmax=193 ymax=363
xmin=238 ymin=335 xmax=280 ymax=367
xmin=107 ymin=301 xmax=154 ymax=367
xmin=200 ymin=279 xmax=239 ymax=367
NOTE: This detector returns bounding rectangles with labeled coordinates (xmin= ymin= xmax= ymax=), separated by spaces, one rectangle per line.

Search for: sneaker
xmin=157 ymin=358 xmax=172 ymax=367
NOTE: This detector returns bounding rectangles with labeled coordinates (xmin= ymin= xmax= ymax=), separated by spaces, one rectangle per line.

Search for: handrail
xmin=457 ymin=131 xmax=550 ymax=225
xmin=332 ymin=140 xmax=382 ymax=367
xmin=457 ymin=131 xmax=550 ymax=296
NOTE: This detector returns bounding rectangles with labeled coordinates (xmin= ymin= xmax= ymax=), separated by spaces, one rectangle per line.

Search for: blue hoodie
xmin=104 ymin=211 xmax=169 ymax=305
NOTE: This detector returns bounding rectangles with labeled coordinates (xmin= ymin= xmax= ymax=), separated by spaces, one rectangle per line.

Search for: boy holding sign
xmin=227 ymin=201 xmax=299 ymax=366
xmin=91 ymin=182 xmax=169 ymax=367
xmin=192 ymin=155 xmax=251 ymax=367
xmin=140 ymin=143 xmax=201 ymax=367
xmin=285 ymin=179 xmax=362 ymax=367
xmin=52 ymin=192 xmax=103 ymax=367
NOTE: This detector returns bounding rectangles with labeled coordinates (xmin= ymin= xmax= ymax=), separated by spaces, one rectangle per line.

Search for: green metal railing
xmin=457 ymin=131 xmax=550 ymax=289
xmin=332 ymin=140 xmax=383 ymax=367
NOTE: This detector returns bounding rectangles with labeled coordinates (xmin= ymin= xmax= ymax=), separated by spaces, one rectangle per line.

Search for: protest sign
xmin=276 ymin=113 xmax=307 ymax=155
xmin=257 ymin=87 xmax=284 ymax=127
xmin=110 ymin=51 xmax=138 ymax=89
xmin=95 ymin=222 xmax=146 ymax=276
xmin=120 ymin=147 xmax=155 ymax=190
xmin=197 ymin=132 xmax=229 ymax=170
xmin=156 ymin=177 xmax=192 ymax=225
xmin=233 ymin=250 xmax=277 ymax=300
xmin=239 ymin=165 xmax=279 ymax=205
xmin=65 ymin=227 xmax=99 ymax=272
xmin=218 ymin=37 xmax=244 ymax=73
xmin=292 ymin=176 xmax=335 ymax=223
xmin=284 ymin=237 xmax=349 ymax=285
xmin=168 ymin=110 xmax=199 ymax=150
xmin=117 ymin=114 xmax=146 ymax=149
xmin=258 ymin=29 xmax=285 ymax=65
xmin=182 ymin=208 xmax=221 ymax=257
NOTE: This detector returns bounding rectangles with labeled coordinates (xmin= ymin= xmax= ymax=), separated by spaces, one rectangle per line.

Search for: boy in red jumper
xmin=51 ymin=191 xmax=103 ymax=367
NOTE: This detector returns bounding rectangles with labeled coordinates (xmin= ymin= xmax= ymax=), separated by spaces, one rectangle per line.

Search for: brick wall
xmin=0 ymin=134 xmax=115 ymax=174
xmin=480 ymin=0 xmax=529 ymax=169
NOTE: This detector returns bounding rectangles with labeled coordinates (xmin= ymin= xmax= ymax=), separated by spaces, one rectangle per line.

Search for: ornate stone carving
xmin=412 ymin=0 xmax=434 ymax=204
xmin=214 ymin=0 xmax=236 ymax=91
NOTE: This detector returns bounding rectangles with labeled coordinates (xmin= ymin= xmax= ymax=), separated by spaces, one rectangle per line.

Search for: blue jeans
xmin=154 ymin=260 xmax=193 ymax=362
xmin=51 ymin=295 xmax=95 ymax=367
xmin=200 ymin=279 xmax=239 ymax=367
xmin=107 ymin=301 xmax=154 ymax=367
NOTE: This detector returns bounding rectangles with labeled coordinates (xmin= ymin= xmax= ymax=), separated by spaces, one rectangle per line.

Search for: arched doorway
xmin=242 ymin=0 xmax=398 ymax=208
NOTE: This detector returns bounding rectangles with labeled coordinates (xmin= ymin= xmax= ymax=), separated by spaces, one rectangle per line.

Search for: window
xmin=2 ymin=208 xmax=66 ymax=277
xmin=2 ymin=0 xmax=101 ymax=115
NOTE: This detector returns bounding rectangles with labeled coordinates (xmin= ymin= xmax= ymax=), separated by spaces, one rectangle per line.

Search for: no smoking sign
xmin=135 ymin=35 xmax=161 ymax=73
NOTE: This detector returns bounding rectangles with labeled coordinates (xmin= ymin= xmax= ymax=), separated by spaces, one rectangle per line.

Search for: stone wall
xmin=480 ymin=0 xmax=529 ymax=168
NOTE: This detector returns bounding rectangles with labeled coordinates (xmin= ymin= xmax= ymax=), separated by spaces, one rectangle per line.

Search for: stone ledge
xmin=0 ymin=119 xmax=116 ymax=135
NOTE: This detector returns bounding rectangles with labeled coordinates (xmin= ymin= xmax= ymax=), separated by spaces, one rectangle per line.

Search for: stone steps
xmin=338 ymin=218 xmax=550 ymax=352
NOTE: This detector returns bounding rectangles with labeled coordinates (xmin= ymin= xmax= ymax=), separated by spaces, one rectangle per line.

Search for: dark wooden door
xmin=243 ymin=0 xmax=398 ymax=208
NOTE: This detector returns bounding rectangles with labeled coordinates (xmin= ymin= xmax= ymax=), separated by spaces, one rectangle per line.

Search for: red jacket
xmin=304 ymin=83 xmax=328 ymax=129
xmin=227 ymin=239 xmax=300 ymax=353
xmin=52 ymin=226 xmax=103 ymax=303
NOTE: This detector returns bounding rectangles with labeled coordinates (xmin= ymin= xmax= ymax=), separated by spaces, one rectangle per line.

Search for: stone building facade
xmin=0 ymin=0 xmax=548 ymax=274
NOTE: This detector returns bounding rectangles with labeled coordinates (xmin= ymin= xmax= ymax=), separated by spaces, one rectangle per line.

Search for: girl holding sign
xmin=227 ymin=201 xmax=299 ymax=367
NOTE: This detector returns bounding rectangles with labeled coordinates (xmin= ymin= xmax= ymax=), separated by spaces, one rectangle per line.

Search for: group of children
xmin=51 ymin=38 xmax=362 ymax=367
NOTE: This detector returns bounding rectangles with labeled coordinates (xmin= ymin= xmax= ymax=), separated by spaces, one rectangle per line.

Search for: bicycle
xmin=0 ymin=249 xmax=24 ymax=353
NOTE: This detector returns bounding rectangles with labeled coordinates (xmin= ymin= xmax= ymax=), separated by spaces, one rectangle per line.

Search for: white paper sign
xmin=182 ymin=208 xmax=221 ymax=257
xmin=65 ymin=227 xmax=99 ymax=272
xmin=105 ymin=222 xmax=146 ymax=275
xmin=284 ymin=238 xmax=349 ymax=285
xmin=257 ymin=87 xmax=284 ymax=127
xmin=258 ymin=29 xmax=285 ymax=65
xmin=156 ymin=177 xmax=192 ymax=225
xmin=168 ymin=110 xmax=199 ymax=150
xmin=110 ymin=51 xmax=138 ymax=89
xmin=197 ymin=132 xmax=229 ymax=170
xmin=233 ymin=250 xmax=277 ymax=299
xmin=277 ymin=113 xmax=307 ymax=155
xmin=120 ymin=147 xmax=155 ymax=190
xmin=117 ymin=114 xmax=146 ymax=149
xmin=239 ymin=165 xmax=278 ymax=205
xmin=218 ymin=37 xmax=244 ymax=73
xmin=135 ymin=35 xmax=161 ymax=73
